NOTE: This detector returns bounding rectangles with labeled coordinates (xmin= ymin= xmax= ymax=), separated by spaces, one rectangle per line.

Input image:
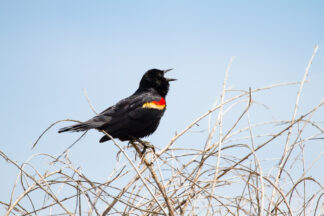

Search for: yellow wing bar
xmin=142 ymin=102 xmax=166 ymax=110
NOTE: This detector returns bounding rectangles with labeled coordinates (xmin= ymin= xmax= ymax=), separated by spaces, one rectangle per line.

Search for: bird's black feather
xmin=58 ymin=68 xmax=175 ymax=143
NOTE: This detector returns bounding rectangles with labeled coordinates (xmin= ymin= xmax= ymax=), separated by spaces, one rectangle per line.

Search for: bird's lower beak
xmin=166 ymin=78 xmax=177 ymax=82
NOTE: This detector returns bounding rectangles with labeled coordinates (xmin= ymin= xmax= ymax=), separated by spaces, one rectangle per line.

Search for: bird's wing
xmin=127 ymin=93 xmax=166 ymax=120
xmin=85 ymin=93 xmax=163 ymax=128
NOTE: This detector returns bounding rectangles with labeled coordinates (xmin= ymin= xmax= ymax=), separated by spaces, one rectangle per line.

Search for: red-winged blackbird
xmin=58 ymin=69 xmax=176 ymax=143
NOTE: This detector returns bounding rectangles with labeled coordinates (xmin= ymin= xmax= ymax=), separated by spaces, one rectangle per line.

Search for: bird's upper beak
xmin=163 ymin=68 xmax=173 ymax=74
xmin=163 ymin=69 xmax=177 ymax=82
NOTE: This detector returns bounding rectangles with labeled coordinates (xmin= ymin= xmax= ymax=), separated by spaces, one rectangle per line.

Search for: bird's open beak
xmin=164 ymin=69 xmax=177 ymax=82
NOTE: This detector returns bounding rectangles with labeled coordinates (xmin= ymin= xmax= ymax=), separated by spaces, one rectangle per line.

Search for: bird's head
xmin=138 ymin=68 xmax=176 ymax=97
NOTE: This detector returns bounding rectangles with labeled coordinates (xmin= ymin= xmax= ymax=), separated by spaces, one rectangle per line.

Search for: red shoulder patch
xmin=152 ymin=97 xmax=166 ymax=106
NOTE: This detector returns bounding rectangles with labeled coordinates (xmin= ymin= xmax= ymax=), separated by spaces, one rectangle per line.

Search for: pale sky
xmin=1 ymin=1 xmax=323 ymax=213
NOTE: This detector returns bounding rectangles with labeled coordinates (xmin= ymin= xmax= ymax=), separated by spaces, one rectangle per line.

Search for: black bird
xmin=58 ymin=69 xmax=176 ymax=144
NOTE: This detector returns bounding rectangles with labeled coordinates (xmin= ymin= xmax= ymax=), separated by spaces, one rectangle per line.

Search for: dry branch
xmin=1 ymin=49 xmax=323 ymax=215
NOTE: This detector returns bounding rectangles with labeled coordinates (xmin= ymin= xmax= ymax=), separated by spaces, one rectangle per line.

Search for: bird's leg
xmin=130 ymin=137 xmax=155 ymax=154
xmin=138 ymin=139 xmax=155 ymax=154
xmin=127 ymin=141 xmax=140 ymax=160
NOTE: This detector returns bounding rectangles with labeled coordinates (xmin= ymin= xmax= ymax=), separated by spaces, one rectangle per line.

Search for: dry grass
xmin=1 ymin=45 xmax=323 ymax=215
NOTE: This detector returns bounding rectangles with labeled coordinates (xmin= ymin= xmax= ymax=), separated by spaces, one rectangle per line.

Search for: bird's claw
xmin=139 ymin=140 xmax=155 ymax=154
xmin=130 ymin=137 xmax=155 ymax=154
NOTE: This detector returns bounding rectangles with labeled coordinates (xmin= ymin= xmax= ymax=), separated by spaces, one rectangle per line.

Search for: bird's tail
xmin=58 ymin=123 xmax=91 ymax=133
xmin=99 ymin=135 xmax=110 ymax=143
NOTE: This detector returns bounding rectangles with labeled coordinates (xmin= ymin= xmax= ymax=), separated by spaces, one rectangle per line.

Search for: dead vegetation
xmin=1 ymin=45 xmax=323 ymax=215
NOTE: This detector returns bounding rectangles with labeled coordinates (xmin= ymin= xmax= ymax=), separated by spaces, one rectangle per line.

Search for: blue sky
xmin=1 ymin=0 xmax=323 ymax=212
